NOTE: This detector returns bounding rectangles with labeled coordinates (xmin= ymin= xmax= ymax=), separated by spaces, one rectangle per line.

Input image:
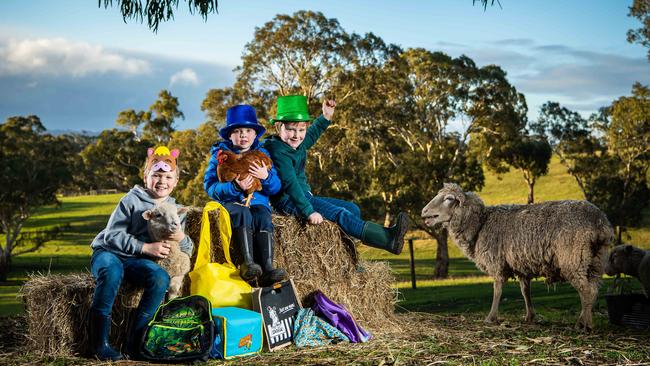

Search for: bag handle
xmin=195 ymin=201 xmax=235 ymax=269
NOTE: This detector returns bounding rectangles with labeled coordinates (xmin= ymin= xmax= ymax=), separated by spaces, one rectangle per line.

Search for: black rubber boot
xmin=360 ymin=212 xmax=409 ymax=255
xmin=89 ymin=310 xmax=123 ymax=361
xmin=254 ymin=230 xmax=288 ymax=287
xmin=233 ymin=226 xmax=262 ymax=281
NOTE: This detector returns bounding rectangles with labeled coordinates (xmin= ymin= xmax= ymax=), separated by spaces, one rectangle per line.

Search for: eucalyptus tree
xmin=593 ymin=83 xmax=650 ymax=234
xmin=393 ymin=49 xmax=527 ymax=278
xmin=143 ymin=90 xmax=184 ymax=143
xmin=80 ymin=129 xmax=152 ymax=191
xmin=0 ymin=116 xmax=72 ymax=280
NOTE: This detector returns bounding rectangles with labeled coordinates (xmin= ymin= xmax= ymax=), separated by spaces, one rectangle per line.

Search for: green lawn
xmin=1 ymin=158 xmax=649 ymax=319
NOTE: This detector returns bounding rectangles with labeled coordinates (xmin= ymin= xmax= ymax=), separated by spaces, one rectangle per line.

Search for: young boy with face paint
xmin=88 ymin=146 xmax=194 ymax=361
xmin=264 ymin=95 xmax=409 ymax=255
xmin=203 ymin=104 xmax=286 ymax=286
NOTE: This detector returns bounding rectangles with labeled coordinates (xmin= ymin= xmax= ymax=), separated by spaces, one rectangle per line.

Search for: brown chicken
xmin=216 ymin=149 xmax=273 ymax=207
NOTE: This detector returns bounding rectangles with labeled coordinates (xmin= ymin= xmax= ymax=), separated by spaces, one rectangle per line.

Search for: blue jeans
xmin=224 ymin=202 xmax=274 ymax=233
xmin=91 ymin=249 xmax=170 ymax=337
xmin=274 ymin=195 xmax=365 ymax=238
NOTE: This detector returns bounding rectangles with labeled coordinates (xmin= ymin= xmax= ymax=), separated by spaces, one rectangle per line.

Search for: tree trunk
xmin=433 ymin=228 xmax=449 ymax=279
xmin=383 ymin=211 xmax=392 ymax=227
xmin=0 ymin=252 xmax=9 ymax=282
xmin=527 ymin=181 xmax=535 ymax=204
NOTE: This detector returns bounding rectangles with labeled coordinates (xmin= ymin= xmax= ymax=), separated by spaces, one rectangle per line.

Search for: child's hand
xmin=322 ymin=99 xmax=336 ymax=121
xmin=166 ymin=229 xmax=186 ymax=242
xmin=307 ymin=212 xmax=324 ymax=225
xmin=142 ymin=242 xmax=171 ymax=258
xmin=235 ymin=175 xmax=254 ymax=191
xmin=248 ymin=161 xmax=269 ymax=180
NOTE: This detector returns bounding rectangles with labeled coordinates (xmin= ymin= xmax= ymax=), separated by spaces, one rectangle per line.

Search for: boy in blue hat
xmin=204 ymin=104 xmax=287 ymax=286
xmin=264 ymin=95 xmax=409 ymax=255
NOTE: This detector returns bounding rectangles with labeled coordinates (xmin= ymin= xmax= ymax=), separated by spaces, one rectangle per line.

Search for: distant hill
xmin=48 ymin=129 xmax=99 ymax=136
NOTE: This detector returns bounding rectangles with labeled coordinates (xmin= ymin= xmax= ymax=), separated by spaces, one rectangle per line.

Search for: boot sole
xmin=391 ymin=212 xmax=409 ymax=255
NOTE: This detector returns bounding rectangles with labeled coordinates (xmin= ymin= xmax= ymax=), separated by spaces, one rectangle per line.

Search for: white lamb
xmin=142 ymin=202 xmax=191 ymax=300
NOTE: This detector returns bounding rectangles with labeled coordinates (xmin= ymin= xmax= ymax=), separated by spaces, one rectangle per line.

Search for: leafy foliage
xmin=80 ymin=129 xmax=153 ymax=191
xmin=99 ymin=0 xmax=218 ymax=32
xmin=627 ymin=0 xmax=650 ymax=61
xmin=0 ymin=116 xmax=73 ymax=280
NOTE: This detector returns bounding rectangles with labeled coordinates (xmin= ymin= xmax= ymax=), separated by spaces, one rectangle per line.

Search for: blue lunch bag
xmin=210 ymin=307 xmax=263 ymax=359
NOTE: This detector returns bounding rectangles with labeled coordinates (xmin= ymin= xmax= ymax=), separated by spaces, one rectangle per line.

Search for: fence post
xmin=409 ymin=239 xmax=416 ymax=289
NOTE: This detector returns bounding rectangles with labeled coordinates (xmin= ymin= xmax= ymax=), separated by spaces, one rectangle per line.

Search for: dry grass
xmin=3 ymin=312 xmax=650 ymax=365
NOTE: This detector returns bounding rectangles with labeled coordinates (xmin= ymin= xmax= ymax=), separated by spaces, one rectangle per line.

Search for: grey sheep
xmin=421 ymin=183 xmax=613 ymax=330
xmin=142 ymin=202 xmax=191 ymax=300
xmin=605 ymin=244 xmax=650 ymax=297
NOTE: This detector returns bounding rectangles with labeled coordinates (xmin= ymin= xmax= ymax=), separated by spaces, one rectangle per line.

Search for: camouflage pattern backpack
xmin=141 ymin=295 xmax=214 ymax=362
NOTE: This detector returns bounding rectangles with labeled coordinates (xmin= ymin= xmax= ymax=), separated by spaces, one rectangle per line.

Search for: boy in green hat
xmin=263 ymin=95 xmax=408 ymax=255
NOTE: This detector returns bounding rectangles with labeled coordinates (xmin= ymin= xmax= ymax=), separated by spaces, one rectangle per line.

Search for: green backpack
xmin=141 ymin=295 xmax=214 ymax=362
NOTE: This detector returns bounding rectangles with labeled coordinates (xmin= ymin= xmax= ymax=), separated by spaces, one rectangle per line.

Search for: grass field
xmin=1 ymin=159 xmax=649 ymax=364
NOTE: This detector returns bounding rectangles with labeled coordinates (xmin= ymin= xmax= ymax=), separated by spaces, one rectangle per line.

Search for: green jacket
xmin=263 ymin=115 xmax=331 ymax=218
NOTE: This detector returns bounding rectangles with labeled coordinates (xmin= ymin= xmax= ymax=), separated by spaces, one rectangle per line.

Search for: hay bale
xmin=186 ymin=209 xmax=398 ymax=332
xmin=19 ymin=272 xmax=142 ymax=356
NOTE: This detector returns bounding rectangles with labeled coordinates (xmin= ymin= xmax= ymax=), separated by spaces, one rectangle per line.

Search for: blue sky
xmin=0 ymin=0 xmax=648 ymax=132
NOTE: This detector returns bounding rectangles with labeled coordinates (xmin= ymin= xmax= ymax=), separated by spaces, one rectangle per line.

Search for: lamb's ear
xmin=454 ymin=191 xmax=466 ymax=207
xmin=142 ymin=210 xmax=153 ymax=221
xmin=624 ymin=244 xmax=634 ymax=254
xmin=177 ymin=206 xmax=189 ymax=215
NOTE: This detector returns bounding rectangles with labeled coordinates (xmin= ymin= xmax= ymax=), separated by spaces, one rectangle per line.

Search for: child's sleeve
xmin=102 ymin=198 xmax=145 ymax=255
xmin=301 ymin=115 xmax=331 ymax=150
xmin=273 ymin=151 xmax=315 ymax=218
xmin=179 ymin=210 xmax=194 ymax=257
xmin=204 ymin=152 xmax=243 ymax=202
xmin=259 ymin=148 xmax=281 ymax=196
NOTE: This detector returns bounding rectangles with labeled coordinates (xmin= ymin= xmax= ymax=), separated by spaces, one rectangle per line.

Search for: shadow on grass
xmin=10 ymin=254 xmax=91 ymax=275
xmin=396 ymin=278 xmax=626 ymax=327
xmin=389 ymin=257 xmax=481 ymax=280
xmin=23 ymin=215 xmax=108 ymax=232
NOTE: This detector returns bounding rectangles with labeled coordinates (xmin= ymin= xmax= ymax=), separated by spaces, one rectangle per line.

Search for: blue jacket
xmin=203 ymin=139 xmax=281 ymax=211
xmin=90 ymin=185 xmax=194 ymax=258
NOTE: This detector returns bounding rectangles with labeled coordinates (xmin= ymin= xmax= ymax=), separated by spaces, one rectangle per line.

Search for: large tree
xmin=0 ymin=116 xmax=72 ymax=280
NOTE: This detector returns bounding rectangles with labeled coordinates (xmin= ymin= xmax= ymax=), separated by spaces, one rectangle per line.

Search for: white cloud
xmin=0 ymin=37 xmax=151 ymax=77
xmin=169 ymin=68 xmax=199 ymax=86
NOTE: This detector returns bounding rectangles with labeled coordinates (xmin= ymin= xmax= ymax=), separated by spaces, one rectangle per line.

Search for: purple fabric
xmin=311 ymin=291 xmax=371 ymax=343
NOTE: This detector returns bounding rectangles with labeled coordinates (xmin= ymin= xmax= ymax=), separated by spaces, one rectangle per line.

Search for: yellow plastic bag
xmin=189 ymin=201 xmax=252 ymax=309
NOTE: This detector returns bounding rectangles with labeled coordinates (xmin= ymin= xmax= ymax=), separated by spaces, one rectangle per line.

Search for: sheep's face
xmin=142 ymin=203 xmax=188 ymax=237
xmin=421 ymin=183 xmax=465 ymax=227
xmin=604 ymin=244 xmax=644 ymax=276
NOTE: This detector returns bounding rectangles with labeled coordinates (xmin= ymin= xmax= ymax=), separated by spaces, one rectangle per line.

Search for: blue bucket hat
xmin=219 ymin=105 xmax=266 ymax=140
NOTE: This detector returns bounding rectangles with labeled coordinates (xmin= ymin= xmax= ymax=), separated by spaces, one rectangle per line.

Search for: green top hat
xmin=270 ymin=95 xmax=312 ymax=124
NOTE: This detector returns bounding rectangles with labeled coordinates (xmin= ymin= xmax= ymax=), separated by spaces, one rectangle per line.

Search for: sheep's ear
xmin=177 ymin=206 xmax=189 ymax=215
xmin=142 ymin=210 xmax=153 ymax=221
xmin=624 ymin=245 xmax=634 ymax=254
